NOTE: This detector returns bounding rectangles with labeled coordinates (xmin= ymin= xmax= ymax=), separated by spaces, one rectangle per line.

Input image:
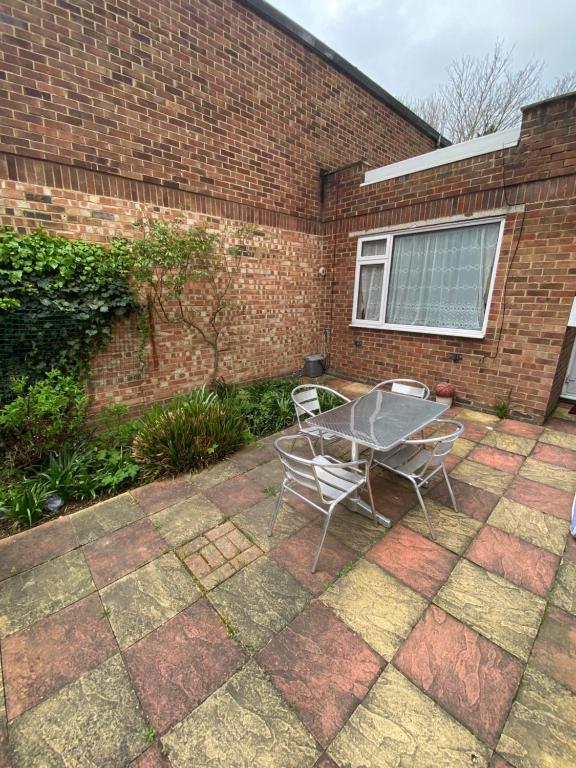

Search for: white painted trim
xmin=350 ymin=217 xmax=506 ymax=339
xmin=568 ymin=296 xmax=576 ymax=327
xmin=362 ymin=126 xmax=521 ymax=187
xmin=349 ymin=206 xmax=525 ymax=239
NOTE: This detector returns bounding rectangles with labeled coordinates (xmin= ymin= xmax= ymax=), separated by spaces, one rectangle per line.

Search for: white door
xmin=562 ymin=339 xmax=576 ymax=400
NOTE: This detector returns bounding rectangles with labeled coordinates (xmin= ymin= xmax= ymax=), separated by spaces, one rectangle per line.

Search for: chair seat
xmin=374 ymin=445 xmax=432 ymax=476
xmin=314 ymin=456 xmax=365 ymax=501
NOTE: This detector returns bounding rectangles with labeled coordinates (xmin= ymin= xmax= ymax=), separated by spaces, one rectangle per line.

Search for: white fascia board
xmin=362 ymin=126 xmax=521 ymax=186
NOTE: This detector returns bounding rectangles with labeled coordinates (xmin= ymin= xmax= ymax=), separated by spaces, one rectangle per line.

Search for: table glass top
xmin=307 ymin=390 xmax=448 ymax=451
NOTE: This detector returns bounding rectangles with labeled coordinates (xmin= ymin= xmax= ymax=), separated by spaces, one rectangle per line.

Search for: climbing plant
xmin=0 ymin=227 xmax=138 ymax=399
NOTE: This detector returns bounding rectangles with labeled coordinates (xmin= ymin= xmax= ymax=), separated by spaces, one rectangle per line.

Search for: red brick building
xmin=0 ymin=0 xmax=574 ymax=420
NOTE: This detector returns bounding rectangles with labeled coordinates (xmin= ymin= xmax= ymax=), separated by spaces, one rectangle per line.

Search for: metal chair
xmin=373 ymin=419 xmax=464 ymax=540
xmin=270 ymin=435 xmax=377 ymax=572
xmin=291 ymin=384 xmax=350 ymax=450
xmin=370 ymin=379 xmax=430 ymax=399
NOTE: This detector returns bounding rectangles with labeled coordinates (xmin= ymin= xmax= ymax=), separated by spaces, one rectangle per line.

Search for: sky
xmin=267 ymin=0 xmax=576 ymax=103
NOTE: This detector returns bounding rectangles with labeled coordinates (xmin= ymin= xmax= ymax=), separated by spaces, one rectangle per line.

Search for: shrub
xmin=0 ymin=477 xmax=50 ymax=528
xmin=132 ymin=388 xmax=248 ymax=479
xmin=0 ymin=369 xmax=88 ymax=469
xmin=232 ymin=378 xmax=299 ymax=436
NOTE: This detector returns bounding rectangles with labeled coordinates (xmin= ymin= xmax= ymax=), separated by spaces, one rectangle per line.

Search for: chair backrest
xmin=291 ymin=385 xmax=349 ymax=429
xmin=409 ymin=419 xmax=464 ymax=478
xmin=372 ymin=379 xmax=430 ymax=399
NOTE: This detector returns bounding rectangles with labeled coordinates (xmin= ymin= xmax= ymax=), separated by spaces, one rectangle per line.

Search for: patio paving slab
xmin=187 ymin=459 xmax=242 ymax=491
xmin=457 ymin=408 xmax=500 ymax=426
xmin=257 ymin=601 xmax=382 ymax=746
xmin=2 ymin=592 xmax=117 ymax=720
xmin=519 ymin=457 xmax=576 ymax=493
xmin=451 ymin=437 xmax=475 ymax=457
xmin=130 ymin=745 xmax=170 ymax=767
xmin=324 ymin=506 xmax=384 ymax=553
xmin=131 ymin=476 xmax=195 ymax=515
xmin=83 ymin=518 xmax=167 ymax=588
xmin=532 ymin=441 xmax=576 ymax=469
xmin=451 ymin=459 xmax=514 ymax=495
xmin=468 ymin=445 xmax=525 ymax=474
xmin=327 ymin=665 xmax=491 ymax=768
xmin=496 ymin=419 xmax=543 ymax=439
xmin=394 ymin=605 xmax=524 ymax=747
xmin=208 ymin=557 xmax=310 ymax=651
xmin=487 ymin=497 xmax=568 ymax=555
xmin=245 ymin=458 xmax=286 ymax=490
xmin=367 ymin=524 xmax=458 ymax=598
xmin=204 ymin=473 xmax=269 ymax=516
xmin=481 ymin=430 xmax=536 ymax=456
xmin=530 ymin=605 xmax=576 ymax=694
xmin=0 ymin=549 xmax=94 ymax=638
xmin=230 ymin=443 xmax=277 ymax=471
xmin=549 ymin=559 xmax=576 ymax=616
xmin=270 ymin=523 xmax=356 ymax=595
xmin=8 ymin=655 xmax=149 ymax=768
xmin=505 ymin=476 xmax=573 ymax=520
xmin=100 ymin=553 xmax=201 ymax=649
xmin=321 ymin=559 xmax=427 ymax=659
xmin=461 ymin=421 xmax=490 ymax=441
xmin=161 ymin=661 xmax=321 ymax=768
xmin=71 ymin=492 xmax=144 ymax=545
xmin=427 ymin=477 xmax=499 ymax=521
xmin=0 ymin=516 xmax=78 ymax=582
xmin=234 ymin=497 xmax=309 ymax=552
xmin=150 ymin=495 xmax=223 ymax=548
xmin=434 ymin=560 xmax=546 ymax=661
xmin=497 ymin=666 xmax=576 ymax=768
xmin=538 ymin=427 xmax=576 ymax=451
xmin=465 ymin=525 xmax=559 ymax=597
xmin=125 ymin=599 xmax=244 ymax=734
xmin=402 ymin=498 xmax=482 ymax=554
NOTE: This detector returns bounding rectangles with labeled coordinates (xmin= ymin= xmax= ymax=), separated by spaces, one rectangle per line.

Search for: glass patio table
xmin=306 ymin=389 xmax=448 ymax=526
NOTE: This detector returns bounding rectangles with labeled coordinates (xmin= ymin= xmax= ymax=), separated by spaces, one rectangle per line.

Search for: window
xmin=352 ymin=219 xmax=504 ymax=338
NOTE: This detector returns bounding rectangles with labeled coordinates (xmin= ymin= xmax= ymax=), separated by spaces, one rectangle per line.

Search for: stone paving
xmin=0 ymin=379 xmax=575 ymax=767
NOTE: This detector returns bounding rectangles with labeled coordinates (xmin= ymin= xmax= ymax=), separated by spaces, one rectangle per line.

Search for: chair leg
xmin=312 ymin=512 xmax=332 ymax=573
xmin=268 ymin=483 xmax=285 ymax=536
xmin=442 ymin=465 xmax=459 ymax=513
xmin=365 ymin=474 xmax=378 ymax=526
xmin=414 ymin=482 xmax=437 ymax=541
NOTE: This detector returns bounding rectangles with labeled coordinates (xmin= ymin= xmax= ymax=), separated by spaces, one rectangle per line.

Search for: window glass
xmin=356 ymin=263 xmax=384 ymax=321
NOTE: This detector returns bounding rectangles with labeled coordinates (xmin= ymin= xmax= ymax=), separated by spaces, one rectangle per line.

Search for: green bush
xmin=132 ymin=388 xmax=248 ymax=480
xmin=0 ymin=226 xmax=137 ymax=399
xmin=0 ymin=369 xmax=88 ymax=469
xmin=231 ymin=378 xmax=299 ymax=436
xmin=0 ymin=477 xmax=50 ymax=529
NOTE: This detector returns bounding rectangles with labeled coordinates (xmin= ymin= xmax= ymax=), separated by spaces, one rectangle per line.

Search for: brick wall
xmin=0 ymin=0 xmax=438 ymax=409
xmin=323 ymin=95 xmax=576 ymax=422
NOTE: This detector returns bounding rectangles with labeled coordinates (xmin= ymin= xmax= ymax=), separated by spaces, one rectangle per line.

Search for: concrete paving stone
xmin=451 ymin=437 xmax=476 ymax=458
xmin=481 ymin=430 xmax=536 ymax=456
xmin=496 ymin=420 xmax=543 ymax=440
xmin=544 ymin=418 xmax=576 ymax=435
xmin=505 ymin=476 xmax=573 ymax=520
xmin=2 ymin=593 xmax=117 ymax=720
xmin=0 ymin=715 xmax=8 ymax=768
xmin=125 ymin=600 xmax=244 ymax=734
xmin=402 ymin=498 xmax=482 ymax=554
xmin=71 ymin=493 xmax=144 ymax=545
xmin=131 ymin=476 xmax=195 ymax=515
xmin=427 ymin=477 xmax=499 ymax=521
xmin=0 ymin=550 xmax=94 ymax=638
xmin=530 ymin=605 xmax=576 ymax=694
xmin=497 ymin=666 xmax=576 ymax=768
xmin=0 ymin=516 xmax=78 ymax=582
xmin=328 ymin=665 xmax=491 ymax=768
xmin=394 ymin=605 xmax=524 ymax=747
xmin=549 ymin=559 xmax=576 ymax=616
xmin=270 ymin=522 xmax=356 ymax=596
xmin=150 ymin=495 xmax=223 ymax=548
xmin=468 ymin=445 xmax=525 ymax=474
xmin=367 ymin=525 xmax=458 ymax=598
xmin=519 ymin=458 xmax=576 ymax=493
xmin=451 ymin=459 xmax=514 ymax=495
xmin=9 ymin=655 xmax=149 ymax=768
xmin=83 ymin=518 xmax=167 ymax=588
xmin=321 ymin=559 xmax=427 ymax=659
xmin=539 ymin=428 xmax=576 ymax=451
xmin=435 ymin=560 xmax=546 ymax=661
xmin=458 ymin=409 xmax=501 ymax=426
xmin=466 ymin=525 xmax=560 ymax=597
xmin=161 ymin=662 xmax=321 ymax=768
xmin=130 ymin=744 xmax=171 ymax=767
xmin=461 ymin=421 xmax=491 ymax=442
xmin=565 ymin=534 xmax=576 ymax=563
xmin=204 ymin=474 xmax=269 ymax=516
xmin=245 ymin=459 xmax=286 ymax=490
xmin=101 ymin=553 xmax=201 ymax=649
xmin=234 ymin=497 xmax=309 ymax=552
xmin=187 ymin=459 xmax=243 ymax=492
xmin=323 ymin=506 xmax=384 ymax=553
xmin=531 ymin=441 xmax=576 ymax=470
xmin=208 ymin=557 xmax=310 ymax=650
xmin=487 ymin=497 xmax=569 ymax=556
xmin=257 ymin=601 xmax=382 ymax=746
xmin=230 ymin=444 xmax=277 ymax=471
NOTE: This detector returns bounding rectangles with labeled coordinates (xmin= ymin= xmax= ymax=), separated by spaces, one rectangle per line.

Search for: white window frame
xmin=351 ymin=217 xmax=505 ymax=339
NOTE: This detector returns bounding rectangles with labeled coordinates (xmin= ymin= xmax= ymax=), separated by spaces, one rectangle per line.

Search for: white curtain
xmin=386 ymin=223 xmax=500 ymax=330
xmin=356 ymin=264 xmax=384 ymax=320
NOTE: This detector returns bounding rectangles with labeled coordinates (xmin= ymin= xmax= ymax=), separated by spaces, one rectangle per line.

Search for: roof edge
xmin=521 ymin=89 xmax=576 ymax=112
xmin=236 ymin=0 xmax=450 ymax=148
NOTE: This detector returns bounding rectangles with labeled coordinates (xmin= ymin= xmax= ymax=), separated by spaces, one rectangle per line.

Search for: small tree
xmin=128 ymin=217 xmax=258 ymax=384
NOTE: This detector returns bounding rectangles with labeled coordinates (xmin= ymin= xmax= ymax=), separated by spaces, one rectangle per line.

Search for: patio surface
xmin=0 ymin=378 xmax=575 ymax=767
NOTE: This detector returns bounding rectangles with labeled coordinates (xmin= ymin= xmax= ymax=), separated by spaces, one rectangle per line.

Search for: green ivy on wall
xmin=0 ymin=227 xmax=138 ymax=399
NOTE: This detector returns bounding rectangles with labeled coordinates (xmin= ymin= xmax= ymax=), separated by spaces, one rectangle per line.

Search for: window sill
xmin=349 ymin=322 xmax=486 ymax=339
